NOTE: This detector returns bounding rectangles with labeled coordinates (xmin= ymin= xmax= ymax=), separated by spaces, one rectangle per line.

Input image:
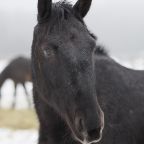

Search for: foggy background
xmin=0 ymin=0 xmax=144 ymax=60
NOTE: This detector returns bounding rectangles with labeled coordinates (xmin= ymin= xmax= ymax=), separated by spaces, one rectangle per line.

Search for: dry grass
xmin=0 ymin=109 xmax=39 ymax=130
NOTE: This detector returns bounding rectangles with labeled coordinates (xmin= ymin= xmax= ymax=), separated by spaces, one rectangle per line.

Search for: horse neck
xmin=0 ymin=68 xmax=8 ymax=88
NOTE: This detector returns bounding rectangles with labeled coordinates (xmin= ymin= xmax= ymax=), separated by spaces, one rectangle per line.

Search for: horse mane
xmin=95 ymin=45 xmax=108 ymax=56
xmin=0 ymin=66 xmax=8 ymax=88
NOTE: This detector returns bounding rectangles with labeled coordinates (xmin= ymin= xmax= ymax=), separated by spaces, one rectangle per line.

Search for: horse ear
xmin=73 ymin=0 xmax=92 ymax=18
xmin=38 ymin=0 xmax=52 ymax=22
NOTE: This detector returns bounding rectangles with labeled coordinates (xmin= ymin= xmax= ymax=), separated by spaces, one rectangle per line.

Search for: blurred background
xmin=0 ymin=0 xmax=144 ymax=144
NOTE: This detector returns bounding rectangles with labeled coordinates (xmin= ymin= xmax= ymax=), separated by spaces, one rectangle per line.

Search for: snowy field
xmin=0 ymin=129 xmax=38 ymax=144
xmin=0 ymin=58 xmax=144 ymax=144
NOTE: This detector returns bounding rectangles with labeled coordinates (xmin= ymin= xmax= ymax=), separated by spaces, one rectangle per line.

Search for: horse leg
xmin=12 ymin=83 xmax=17 ymax=109
xmin=22 ymin=83 xmax=31 ymax=108
xmin=0 ymin=89 xmax=1 ymax=108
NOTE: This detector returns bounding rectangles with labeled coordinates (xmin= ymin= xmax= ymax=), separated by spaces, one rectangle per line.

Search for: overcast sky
xmin=0 ymin=0 xmax=144 ymax=60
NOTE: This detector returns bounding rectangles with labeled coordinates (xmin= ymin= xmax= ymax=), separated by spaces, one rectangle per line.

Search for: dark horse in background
xmin=32 ymin=0 xmax=144 ymax=144
xmin=0 ymin=56 xmax=32 ymax=108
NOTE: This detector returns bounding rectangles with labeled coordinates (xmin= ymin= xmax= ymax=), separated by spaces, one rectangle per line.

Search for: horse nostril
xmin=87 ymin=127 xmax=101 ymax=141
xmin=77 ymin=118 xmax=85 ymax=132
xmin=75 ymin=115 xmax=85 ymax=133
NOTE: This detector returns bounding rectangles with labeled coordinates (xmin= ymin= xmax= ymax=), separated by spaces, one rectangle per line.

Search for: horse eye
xmin=43 ymin=45 xmax=58 ymax=57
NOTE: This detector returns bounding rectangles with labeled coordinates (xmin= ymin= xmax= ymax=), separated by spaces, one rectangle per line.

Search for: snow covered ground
xmin=0 ymin=129 xmax=38 ymax=144
xmin=0 ymin=57 xmax=144 ymax=144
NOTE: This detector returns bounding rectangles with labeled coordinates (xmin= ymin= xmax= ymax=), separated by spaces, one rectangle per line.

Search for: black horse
xmin=0 ymin=56 xmax=32 ymax=108
xmin=32 ymin=0 xmax=144 ymax=144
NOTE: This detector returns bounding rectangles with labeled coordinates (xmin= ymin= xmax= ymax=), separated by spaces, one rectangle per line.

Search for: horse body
xmin=0 ymin=56 xmax=32 ymax=108
xmin=95 ymin=54 xmax=144 ymax=144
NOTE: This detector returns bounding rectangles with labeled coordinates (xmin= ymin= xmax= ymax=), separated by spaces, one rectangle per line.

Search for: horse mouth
xmin=73 ymin=130 xmax=103 ymax=144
